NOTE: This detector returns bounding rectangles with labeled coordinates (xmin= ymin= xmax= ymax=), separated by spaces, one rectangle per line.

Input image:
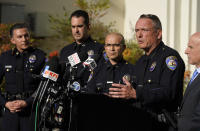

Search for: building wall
xmin=124 ymin=0 xmax=167 ymax=41
xmin=0 ymin=0 xmax=76 ymax=36
xmin=124 ymin=0 xmax=200 ymax=70
xmin=102 ymin=0 xmax=125 ymax=34
xmin=1 ymin=0 xmax=200 ymax=69
xmin=0 ymin=0 xmax=124 ymax=37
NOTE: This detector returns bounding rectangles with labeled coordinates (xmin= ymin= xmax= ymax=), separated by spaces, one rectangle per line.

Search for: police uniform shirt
xmin=59 ymin=37 xmax=104 ymax=131
xmin=80 ymin=59 xmax=136 ymax=131
xmin=134 ymin=41 xmax=185 ymax=112
xmin=87 ymin=58 xmax=135 ymax=94
xmin=59 ymin=37 xmax=104 ymax=63
xmin=0 ymin=47 xmax=46 ymax=106
xmin=59 ymin=36 xmax=104 ymax=84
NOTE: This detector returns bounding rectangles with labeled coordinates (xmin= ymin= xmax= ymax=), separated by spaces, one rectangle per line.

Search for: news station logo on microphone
xmin=71 ymin=81 xmax=81 ymax=91
xmin=43 ymin=69 xmax=59 ymax=82
xmin=42 ymin=65 xmax=50 ymax=76
xmin=68 ymin=53 xmax=81 ymax=67
xmin=83 ymin=58 xmax=97 ymax=70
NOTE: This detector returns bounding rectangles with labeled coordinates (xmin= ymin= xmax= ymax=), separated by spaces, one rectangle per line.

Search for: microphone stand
xmin=64 ymin=64 xmax=81 ymax=131
xmin=66 ymin=66 xmax=76 ymax=131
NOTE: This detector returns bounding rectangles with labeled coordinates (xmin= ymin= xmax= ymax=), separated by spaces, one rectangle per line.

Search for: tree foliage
xmin=123 ymin=39 xmax=144 ymax=64
xmin=0 ymin=24 xmax=12 ymax=54
xmin=48 ymin=0 xmax=143 ymax=64
xmin=48 ymin=0 xmax=116 ymax=44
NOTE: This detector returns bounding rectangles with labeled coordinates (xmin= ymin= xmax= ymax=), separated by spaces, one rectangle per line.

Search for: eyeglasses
xmin=104 ymin=43 xmax=123 ymax=48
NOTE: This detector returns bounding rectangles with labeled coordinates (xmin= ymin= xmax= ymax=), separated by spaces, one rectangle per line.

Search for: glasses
xmin=105 ymin=43 xmax=123 ymax=48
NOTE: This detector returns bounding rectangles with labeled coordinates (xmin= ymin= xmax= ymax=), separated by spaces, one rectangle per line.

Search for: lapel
xmin=180 ymin=74 xmax=200 ymax=109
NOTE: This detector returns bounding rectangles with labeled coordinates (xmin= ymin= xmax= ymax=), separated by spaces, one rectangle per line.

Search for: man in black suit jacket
xmin=178 ymin=32 xmax=200 ymax=131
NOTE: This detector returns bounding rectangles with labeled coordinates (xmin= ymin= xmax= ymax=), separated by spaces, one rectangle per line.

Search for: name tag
xmin=5 ymin=65 xmax=12 ymax=69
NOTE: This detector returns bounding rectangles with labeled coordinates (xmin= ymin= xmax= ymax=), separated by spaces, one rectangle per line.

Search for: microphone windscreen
xmin=78 ymin=51 xmax=88 ymax=62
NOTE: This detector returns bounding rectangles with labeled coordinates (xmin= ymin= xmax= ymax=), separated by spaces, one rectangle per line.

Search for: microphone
xmin=60 ymin=59 xmax=71 ymax=83
xmin=64 ymin=51 xmax=88 ymax=81
xmin=70 ymin=51 xmax=101 ymax=92
xmin=77 ymin=51 xmax=100 ymax=79
xmin=82 ymin=57 xmax=97 ymax=70
xmin=68 ymin=51 xmax=88 ymax=67
xmin=61 ymin=51 xmax=88 ymax=92
xmin=83 ymin=50 xmax=100 ymax=69
xmin=33 ymin=56 xmax=60 ymax=105
xmin=42 ymin=69 xmax=59 ymax=82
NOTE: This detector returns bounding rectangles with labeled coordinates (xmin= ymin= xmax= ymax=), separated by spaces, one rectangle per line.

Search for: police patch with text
xmin=165 ymin=56 xmax=178 ymax=71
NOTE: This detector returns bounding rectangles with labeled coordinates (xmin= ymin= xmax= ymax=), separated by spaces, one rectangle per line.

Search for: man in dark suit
xmin=178 ymin=32 xmax=200 ymax=131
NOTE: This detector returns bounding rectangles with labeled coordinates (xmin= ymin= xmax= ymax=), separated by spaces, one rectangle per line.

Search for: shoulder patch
xmin=165 ymin=56 xmax=178 ymax=71
xmin=103 ymin=51 xmax=109 ymax=61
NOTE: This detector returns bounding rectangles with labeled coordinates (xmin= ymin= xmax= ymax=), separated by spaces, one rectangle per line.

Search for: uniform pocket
xmin=4 ymin=67 xmax=16 ymax=84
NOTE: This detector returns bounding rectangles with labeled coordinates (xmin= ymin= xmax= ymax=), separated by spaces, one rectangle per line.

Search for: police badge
xmin=29 ymin=55 xmax=37 ymax=63
xmin=165 ymin=56 xmax=178 ymax=71
xmin=71 ymin=81 xmax=81 ymax=91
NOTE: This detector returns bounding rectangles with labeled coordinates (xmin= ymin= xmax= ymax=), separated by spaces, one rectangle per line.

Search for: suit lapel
xmin=181 ymin=74 xmax=200 ymax=109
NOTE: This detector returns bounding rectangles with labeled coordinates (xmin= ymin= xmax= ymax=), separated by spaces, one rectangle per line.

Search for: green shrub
xmin=123 ymin=39 xmax=144 ymax=64
xmin=47 ymin=0 xmax=145 ymax=65
xmin=48 ymin=0 xmax=116 ymax=44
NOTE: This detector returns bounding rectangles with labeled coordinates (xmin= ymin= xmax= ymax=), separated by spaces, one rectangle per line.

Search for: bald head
xmin=190 ymin=32 xmax=200 ymax=44
xmin=105 ymin=32 xmax=125 ymax=45
xmin=185 ymin=32 xmax=200 ymax=67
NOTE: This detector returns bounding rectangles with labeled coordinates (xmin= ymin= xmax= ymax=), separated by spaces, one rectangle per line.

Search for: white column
xmin=188 ymin=0 xmax=197 ymax=71
xmin=166 ymin=0 xmax=176 ymax=48
xmin=124 ymin=0 xmax=168 ymax=40
xmin=179 ymin=0 xmax=194 ymax=71
xmin=160 ymin=0 xmax=168 ymax=44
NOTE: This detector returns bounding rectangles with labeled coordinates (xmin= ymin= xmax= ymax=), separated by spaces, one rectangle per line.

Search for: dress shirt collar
xmin=196 ymin=67 xmax=200 ymax=73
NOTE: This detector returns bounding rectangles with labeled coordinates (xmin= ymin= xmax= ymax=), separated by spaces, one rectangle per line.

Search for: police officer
xmin=84 ymin=32 xmax=135 ymax=131
xmin=59 ymin=9 xmax=104 ymax=89
xmin=87 ymin=32 xmax=135 ymax=93
xmin=0 ymin=23 xmax=46 ymax=131
xmin=59 ymin=10 xmax=104 ymax=131
xmin=59 ymin=9 xmax=103 ymax=65
xmin=108 ymin=14 xmax=185 ymax=131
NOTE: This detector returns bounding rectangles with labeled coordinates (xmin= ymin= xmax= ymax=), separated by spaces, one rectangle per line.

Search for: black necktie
xmin=141 ymin=57 xmax=149 ymax=84
xmin=107 ymin=65 xmax=115 ymax=82
xmin=76 ymin=44 xmax=81 ymax=52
